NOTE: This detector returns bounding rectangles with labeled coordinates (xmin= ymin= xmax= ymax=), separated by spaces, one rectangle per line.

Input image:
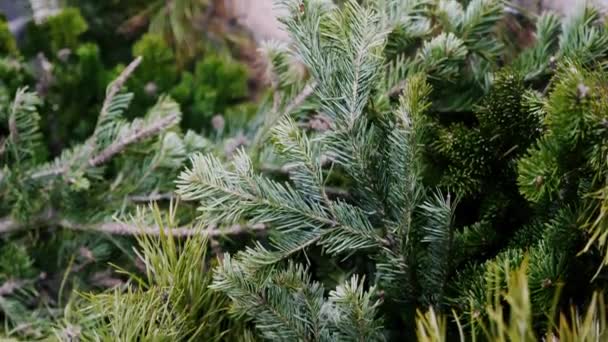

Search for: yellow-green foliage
xmin=59 ymin=203 xmax=247 ymax=341
xmin=132 ymin=33 xmax=179 ymax=91
xmin=0 ymin=17 xmax=17 ymax=56
xmin=46 ymin=8 xmax=88 ymax=53
xmin=129 ymin=33 xmax=250 ymax=130
xmin=416 ymin=259 xmax=608 ymax=341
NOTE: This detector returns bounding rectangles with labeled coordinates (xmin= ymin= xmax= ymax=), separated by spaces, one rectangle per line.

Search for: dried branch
xmin=128 ymin=192 xmax=176 ymax=202
xmin=100 ymin=56 xmax=142 ymax=119
xmin=0 ymin=279 xmax=27 ymax=297
xmin=0 ymin=209 xmax=55 ymax=234
xmin=0 ymin=212 xmax=267 ymax=238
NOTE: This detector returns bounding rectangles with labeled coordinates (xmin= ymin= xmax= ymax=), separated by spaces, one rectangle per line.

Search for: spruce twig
xmin=99 ymin=56 xmax=142 ymax=120
xmin=29 ymin=108 xmax=179 ymax=179
xmin=253 ymin=81 xmax=317 ymax=148
xmin=88 ymin=111 xmax=179 ymax=167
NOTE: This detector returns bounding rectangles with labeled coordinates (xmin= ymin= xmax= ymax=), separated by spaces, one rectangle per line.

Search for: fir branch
xmin=88 ymin=111 xmax=179 ymax=167
xmin=30 ymin=102 xmax=180 ymax=179
xmin=328 ymin=275 xmax=383 ymax=341
xmin=93 ymin=57 xmax=141 ymax=144
xmin=512 ymin=12 xmax=561 ymax=80
xmin=254 ymin=81 xmax=317 ymax=148
xmin=177 ymin=151 xmax=337 ymax=229
xmin=5 ymin=88 xmax=43 ymax=164
xmin=420 ymin=191 xmax=458 ymax=304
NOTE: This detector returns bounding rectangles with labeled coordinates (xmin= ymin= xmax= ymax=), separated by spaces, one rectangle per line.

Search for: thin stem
xmin=59 ymin=219 xmax=267 ymax=238
xmin=253 ymin=81 xmax=317 ymax=149
xmin=128 ymin=192 xmax=176 ymax=202
xmin=98 ymin=57 xmax=143 ymax=124
xmin=0 ymin=212 xmax=267 ymax=238
xmin=0 ymin=279 xmax=27 ymax=297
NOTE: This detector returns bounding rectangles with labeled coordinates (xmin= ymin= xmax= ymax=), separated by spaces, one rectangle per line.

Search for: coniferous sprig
xmin=174 ymin=1 xmax=608 ymax=339
xmin=55 ymin=203 xmax=245 ymax=341
xmin=177 ymin=2 xmax=462 ymax=338
xmin=0 ymin=57 xmax=202 ymax=230
xmin=513 ymin=4 xmax=608 ymax=80
xmin=3 ymin=88 xmax=43 ymax=166
xmin=513 ymin=62 xmax=608 ymax=275
xmin=211 ymin=256 xmax=383 ymax=342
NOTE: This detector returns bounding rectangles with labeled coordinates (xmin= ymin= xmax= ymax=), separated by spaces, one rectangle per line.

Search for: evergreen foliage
xmin=416 ymin=259 xmax=608 ymax=341
xmin=4 ymin=0 xmax=608 ymax=340
xmin=0 ymin=59 xmax=202 ymax=337
xmin=0 ymin=2 xmax=258 ymax=339
xmin=173 ymin=0 xmax=608 ymax=339
xmin=7 ymin=4 xmax=253 ymax=148
xmin=0 ymin=17 xmax=18 ymax=56
xmin=55 ymin=203 xmax=249 ymax=341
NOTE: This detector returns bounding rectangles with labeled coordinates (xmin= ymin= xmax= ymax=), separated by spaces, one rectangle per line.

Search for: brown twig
xmin=128 ymin=192 xmax=176 ymax=202
xmin=0 ymin=209 xmax=55 ymax=234
xmin=0 ymin=212 xmax=267 ymax=238
xmin=99 ymin=57 xmax=142 ymax=120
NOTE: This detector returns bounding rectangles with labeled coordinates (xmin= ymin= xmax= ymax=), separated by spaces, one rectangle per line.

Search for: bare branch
xmin=0 ymin=137 xmax=6 ymax=157
xmin=0 ymin=209 xmax=55 ymax=234
xmin=0 ymin=212 xmax=267 ymax=238
xmin=29 ymin=165 xmax=65 ymax=179
xmin=0 ymin=216 xmax=20 ymax=234
xmin=61 ymin=219 xmax=267 ymax=238
xmin=100 ymin=56 xmax=142 ymax=119
xmin=0 ymin=279 xmax=27 ymax=297
xmin=284 ymin=81 xmax=317 ymax=116
xmin=128 ymin=192 xmax=176 ymax=202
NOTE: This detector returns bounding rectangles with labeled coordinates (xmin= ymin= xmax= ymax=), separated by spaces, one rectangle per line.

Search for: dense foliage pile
xmin=3 ymin=0 xmax=608 ymax=341
xmin=178 ymin=0 xmax=608 ymax=340
xmin=0 ymin=1 xmax=257 ymax=339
